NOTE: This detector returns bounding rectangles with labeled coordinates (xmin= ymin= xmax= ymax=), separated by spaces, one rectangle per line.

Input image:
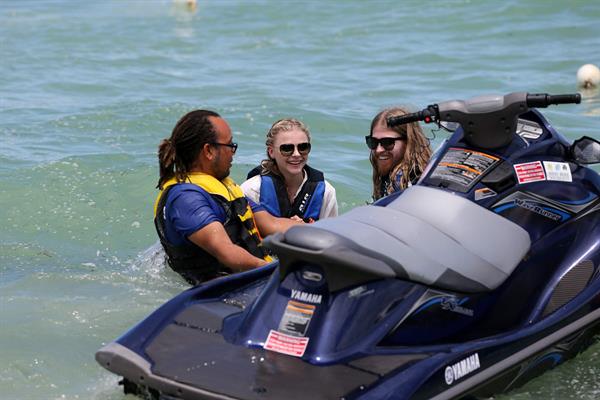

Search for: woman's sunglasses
xmin=279 ymin=142 xmax=311 ymax=157
xmin=365 ymin=136 xmax=404 ymax=151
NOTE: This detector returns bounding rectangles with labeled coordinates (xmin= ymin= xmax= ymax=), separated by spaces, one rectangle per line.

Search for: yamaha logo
xmin=291 ymin=289 xmax=322 ymax=304
xmin=444 ymin=353 xmax=480 ymax=385
xmin=444 ymin=366 xmax=455 ymax=385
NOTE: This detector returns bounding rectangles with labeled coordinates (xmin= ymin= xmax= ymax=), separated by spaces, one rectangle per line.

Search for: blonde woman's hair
xmin=260 ymin=118 xmax=311 ymax=176
xmin=369 ymin=107 xmax=432 ymax=200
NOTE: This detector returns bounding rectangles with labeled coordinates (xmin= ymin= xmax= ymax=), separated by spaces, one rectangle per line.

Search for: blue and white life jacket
xmin=247 ymin=165 xmax=326 ymax=221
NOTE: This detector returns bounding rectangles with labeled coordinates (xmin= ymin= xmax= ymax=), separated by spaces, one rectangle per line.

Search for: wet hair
xmin=260 ymin=118 xmax=311 ymax=176
xmin=157 ymin=110 xmax=220 ymax=189
xmin=368 ymin=107 xmax=432 ymax=200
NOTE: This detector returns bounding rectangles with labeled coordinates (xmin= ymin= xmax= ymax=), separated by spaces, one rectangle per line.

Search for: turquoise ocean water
xmin=1 ymin=1 xmax=599 ymax=399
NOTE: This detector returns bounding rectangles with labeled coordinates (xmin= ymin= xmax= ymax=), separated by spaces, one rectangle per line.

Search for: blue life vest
xmin=154 ymin=173 xmax=271 ymax=285
xmin=247 ymin=165 xmax=326 ymax=220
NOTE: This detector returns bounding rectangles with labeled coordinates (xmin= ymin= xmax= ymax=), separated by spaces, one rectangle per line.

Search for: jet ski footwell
xmin=96 ymin=301 xmax=426 ymax=400
xmin=96 ymin=296 xmax=600 ymax=400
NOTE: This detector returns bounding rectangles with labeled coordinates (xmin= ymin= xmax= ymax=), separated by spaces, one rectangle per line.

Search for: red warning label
xmin=514 ymin=161 xmax=546 ymax=184
xmin=264 ymin=330 xmax=309 ymax=357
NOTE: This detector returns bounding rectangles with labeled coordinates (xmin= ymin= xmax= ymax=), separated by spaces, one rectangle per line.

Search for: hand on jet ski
xmin=154 ymin=110 xmax=303 ymax=286
xmin=99 ymin=92 xmax=600 ymax=400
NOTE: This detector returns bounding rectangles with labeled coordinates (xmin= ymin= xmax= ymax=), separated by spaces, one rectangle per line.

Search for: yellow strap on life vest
xmin=154 ymin=172 xmax=245 ymax=216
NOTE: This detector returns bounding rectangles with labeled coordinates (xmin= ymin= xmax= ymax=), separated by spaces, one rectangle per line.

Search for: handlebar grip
xmin=387 ymin=112 xmax=423 ymax=127
xmin=548 ymin=93 xmax=581 ymax=104
xmin=527 ymin=93 xmax=581 ymax=108
xmin=387 ymin=105 xmax=439 ymax=127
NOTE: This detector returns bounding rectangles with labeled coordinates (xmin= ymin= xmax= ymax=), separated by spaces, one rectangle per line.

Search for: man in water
xmin=154 ymin=110 xmax=300 ymax=285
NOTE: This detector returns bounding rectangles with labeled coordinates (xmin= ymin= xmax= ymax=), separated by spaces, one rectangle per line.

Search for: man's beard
xmin=213 ymin=153 xmax=231 ymax=181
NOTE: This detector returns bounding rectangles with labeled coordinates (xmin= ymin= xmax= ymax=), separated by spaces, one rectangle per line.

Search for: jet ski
xmin=96 ymin=92 xmax=600 ymax=400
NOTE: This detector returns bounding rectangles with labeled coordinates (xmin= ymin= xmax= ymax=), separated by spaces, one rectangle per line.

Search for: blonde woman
xmin=241 ymin=118 xmax=338 ymax=221
xmin=366 ymin=107 xmax=432 ymax=201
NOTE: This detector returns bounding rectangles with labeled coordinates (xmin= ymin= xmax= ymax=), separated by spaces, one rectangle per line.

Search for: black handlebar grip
xmin=387 ymin=112 xmax=423 ymax=127
xmin=548 ymin=93 xmax=581 ymax=105
xmin=527 ymin=93 xmax=581 ymax=108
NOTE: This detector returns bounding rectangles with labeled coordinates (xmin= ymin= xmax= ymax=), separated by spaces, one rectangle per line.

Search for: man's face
xmin=208 ymin=116 xmax=235 ymax=180
xmin=370 ymin=123 xmax=406 ymax=177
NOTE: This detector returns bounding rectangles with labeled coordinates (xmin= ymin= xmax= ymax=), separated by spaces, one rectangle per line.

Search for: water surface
xmin=1 ymin=1 xmax=599 ymax=399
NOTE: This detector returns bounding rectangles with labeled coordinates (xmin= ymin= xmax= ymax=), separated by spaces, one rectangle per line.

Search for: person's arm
xmin=240 ymin=175 xmax=261 ymax=204
xmin=320 ymin=180 xmax=338 ymax=219
xmin=253 ymin=209 xmax=303 ymax=237
xmin=187 ymin=221 xmax=268 ymax=271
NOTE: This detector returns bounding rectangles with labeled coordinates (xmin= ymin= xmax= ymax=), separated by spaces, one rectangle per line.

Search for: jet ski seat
xmin=265 ymin=185 xmax=531 ymax=293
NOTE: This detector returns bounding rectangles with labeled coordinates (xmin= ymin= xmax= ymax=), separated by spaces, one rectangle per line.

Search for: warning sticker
xmin=543 ymin=161 xmax=572 ymax=182
xmin=514 ymin=161 xmax=546 ymax=184
xmin=430 ymin=148 xmax=499 ymax=191
xmin=264 ymin=330 xmax=309 ymax=357
xmin=278 ymin=300 xmax=315 ymax=337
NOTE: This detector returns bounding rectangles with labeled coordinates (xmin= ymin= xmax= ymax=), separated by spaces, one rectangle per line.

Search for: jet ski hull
xmin=96 ymin=264 xmax=600 ymax=400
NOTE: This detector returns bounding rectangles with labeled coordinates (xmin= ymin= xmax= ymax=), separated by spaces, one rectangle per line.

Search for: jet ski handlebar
xmin=387 ymin=92 xmax=581 ymax=127
xmin=387 ymin=92 xmax=581 ymax=149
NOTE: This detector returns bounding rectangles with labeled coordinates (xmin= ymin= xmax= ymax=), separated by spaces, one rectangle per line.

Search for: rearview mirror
xmin=570 ymin=136 xmax=600 ymax=164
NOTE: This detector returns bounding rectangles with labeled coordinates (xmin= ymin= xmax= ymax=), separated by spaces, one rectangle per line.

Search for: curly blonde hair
xmin=260 ymin=118 xmax=311 ymax=176
xmin=369 ymin=107 xmax=432 ymax=200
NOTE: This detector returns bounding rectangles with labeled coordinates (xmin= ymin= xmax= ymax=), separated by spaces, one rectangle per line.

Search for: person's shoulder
xmin=241 ymin=174 xmax=261 ymax=196
xmin=241 ymin=174 xmax=261 ymax=188
xmin=322 ymin=180 xmax=337 ymax=211
xmin=169 ymin=182 xmax=207 ymax=192
xmin=168 ymin=182 xmax=209 ymax=197
xmin=168 ymin=183 xmax=213 ymax=206
xmin=323 ymin=178 xmax=336 ymax=192
xmin=319 ymin=179 xmax=338 ymax=218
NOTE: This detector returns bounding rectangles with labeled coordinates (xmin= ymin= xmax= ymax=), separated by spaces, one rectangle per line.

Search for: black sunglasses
xmin=365 ymin=136 xmax=404 ymax=151
xmin=279 ymin=142 xmax=311 ymax=157
xmin=210 ymin=141 xmax=238 ymax=154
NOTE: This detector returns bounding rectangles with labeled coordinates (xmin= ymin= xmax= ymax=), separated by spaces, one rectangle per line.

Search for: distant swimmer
xmin=173 ymin=0 xmax=197 ymax=11
xmin=577 ymin=64 xmax=600 ymax=89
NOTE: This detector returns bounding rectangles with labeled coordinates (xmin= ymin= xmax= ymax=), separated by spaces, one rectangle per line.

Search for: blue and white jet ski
xmin=97 ymin=92 xmax=600 ymax=400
